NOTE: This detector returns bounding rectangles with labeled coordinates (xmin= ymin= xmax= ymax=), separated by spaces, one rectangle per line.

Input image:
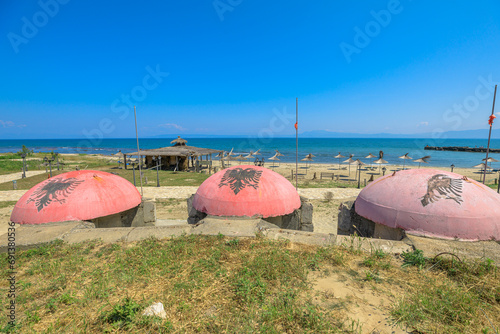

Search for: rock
xmin=142 ymin=302 xmax=167 ymax=319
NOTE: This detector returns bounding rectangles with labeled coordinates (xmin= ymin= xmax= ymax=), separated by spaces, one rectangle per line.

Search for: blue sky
xmin=1 ymin=0 xmax=499 ymax=139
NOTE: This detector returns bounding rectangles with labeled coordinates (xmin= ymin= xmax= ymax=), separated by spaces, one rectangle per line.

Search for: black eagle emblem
xmin=218 ymin=168 xmax=262 ymax=195
xmin=421 ymin=174 xmax=463 ymax=207
xmin=26 ymin=177 xmax=85 ymax=212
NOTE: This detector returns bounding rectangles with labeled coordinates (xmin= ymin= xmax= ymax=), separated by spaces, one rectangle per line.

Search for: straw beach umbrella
xmin=334 ymin=152 xmax=345 ymax=170
xmin=250 ymin=149 xmax=261 ymax=156
xmin=365 ymin=153 xmax=376 ymax=168
xmin=275 ymin=149 xmax=284 ymax=157
xmin=373 ymin=157 xmax=388 ymax=174
xmin=301 ymin=156 xmax=313 ymax=171
xmin=343 ymin=154 xmax=355 ymax=176
xmin=354 ymin=159 xmax=366 ymax=188
xmin=268 ymin=154 xmax=280 ymax=168
xmin=414 ymin=155 xmax=431 ymax=168
xmin=399 ymin=153 xmax=412 ymax=170
xmin=113 ymin=150 xmax=124 ymax=168
xmin=474 ymin=162 xmax=493 ymax=174
xmin=482 ymin=157 xmax=498 ymax=170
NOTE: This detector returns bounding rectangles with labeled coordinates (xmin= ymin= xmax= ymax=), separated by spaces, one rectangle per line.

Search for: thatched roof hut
xmin=170 ymin=136 xmax=188 ymax=146
xmin=124 ymin=137 xmax=222 ymax=171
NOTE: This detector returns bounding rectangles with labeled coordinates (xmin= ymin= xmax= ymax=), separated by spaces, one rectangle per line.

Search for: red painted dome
xmin=355 ymin=169 xmax=500 ymax=241
xmin=11 ymin=170 xmax=141 ymax=224
xmin=193 ymin=165 xmax=300 ymax=218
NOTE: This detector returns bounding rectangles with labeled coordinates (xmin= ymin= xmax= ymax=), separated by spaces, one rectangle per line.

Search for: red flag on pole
xmin=488 ymin=114 xmax=496 ymax=126
xmin=294 ymin=122 xmax=298 ymax=130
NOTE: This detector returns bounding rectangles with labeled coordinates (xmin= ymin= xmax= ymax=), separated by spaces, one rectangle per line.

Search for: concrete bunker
xmin=338 ymin=169 xmax=500 ymax=241
xmin=10 ymin=170 xmax=155 ymax=228
xmin=187 ymin=165 xmax=313 ymax=231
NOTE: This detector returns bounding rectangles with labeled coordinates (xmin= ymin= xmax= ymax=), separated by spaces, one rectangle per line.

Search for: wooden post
xmin=295 ymin=97 xmax=298 ymax=190
xmin=124 ymin=154 xmax=128 ymax=170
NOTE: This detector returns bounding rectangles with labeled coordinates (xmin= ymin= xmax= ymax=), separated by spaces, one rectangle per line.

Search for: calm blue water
xmin=1 ymin=138 xmax=499 ymax=168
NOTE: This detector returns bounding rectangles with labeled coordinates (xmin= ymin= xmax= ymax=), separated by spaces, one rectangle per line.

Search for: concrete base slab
xmin=0 ymin=221 xmax=91 ymax=252
xmin=191 ymin=217 xmax=278 ymax=237
xmin=406 ymin=235 xmax=500 ymax=263
xmin=12 ymin=219 xmax=496 ymax=260
xmin=156 ymin=219 xmax=188 ymax=226
xmin=336 ymin=235 xmax=413 ymax=254
xmin=126 ymin=225 xmax=191 ymax=242
xmin=63 ymin=227 xmax=131 ymax=244
xmin=264 ymin=229 xmax=336 ymax=247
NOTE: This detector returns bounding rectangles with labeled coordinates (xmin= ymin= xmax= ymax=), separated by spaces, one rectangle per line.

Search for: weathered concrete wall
xmin=93 ymin=198 xmax=156 ymax=228
xmin=338 ymin=198 xmax=375 ymax=237
xmin=187 ymin=194 xmax=207 ymax=224
xmin=338 ymin=199 xmax=405 ymax=241
xmin=187 ymin=194 xmax=314 ymax=231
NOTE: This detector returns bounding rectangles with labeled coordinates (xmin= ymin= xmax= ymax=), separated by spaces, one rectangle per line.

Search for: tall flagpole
xmin=295 ymin=98 xmax=298 ymax=190
xmin=483 ymin=85 xmax=497 ymax=184
xmin=134 ymin=106 xmax=144 ymax=196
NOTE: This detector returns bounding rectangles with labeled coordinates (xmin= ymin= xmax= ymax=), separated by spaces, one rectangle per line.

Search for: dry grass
xmin=0 ymin=236 xmax=498 ymax=333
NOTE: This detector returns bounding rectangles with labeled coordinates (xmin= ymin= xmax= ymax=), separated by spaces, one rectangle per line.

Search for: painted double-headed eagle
xmin=420 ymin=174 xmax=463 ymax=207
xmin=26 ymin=177 xmax=85 ymax=212
xmin=218 ymin=168 xmax=262 ymax=195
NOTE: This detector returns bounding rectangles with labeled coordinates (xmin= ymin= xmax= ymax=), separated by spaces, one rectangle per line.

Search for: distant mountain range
xmin=149 ymin=128 xmax=500 ymax=139
xmin=298 ymin=129 xmax=500 ymax=139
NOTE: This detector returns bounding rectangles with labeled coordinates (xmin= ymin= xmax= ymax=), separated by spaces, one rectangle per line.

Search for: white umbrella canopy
xmin=413 ymin=155 xmax=431 ymax=168
xmin=399 ymin=153 xmax=412 ymax=169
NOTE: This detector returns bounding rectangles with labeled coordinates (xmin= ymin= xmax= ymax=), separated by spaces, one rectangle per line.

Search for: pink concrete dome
xmin=193 ymin=165 xmax=301 ymax=218
xmin=11 ymin=170 xmax=141 ymax=224
xmin=355 ymin=168 xmax=500 ymax=241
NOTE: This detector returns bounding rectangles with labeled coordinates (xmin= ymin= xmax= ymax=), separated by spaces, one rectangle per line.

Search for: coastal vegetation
xmin=0 ymin=236 xmax=498 ymax=333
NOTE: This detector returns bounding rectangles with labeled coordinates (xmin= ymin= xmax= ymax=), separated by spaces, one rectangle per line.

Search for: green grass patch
xmin=0 ymin=236 xmax=359 ymax=333
xmin=0 ymin=201 xmax=17 ymax=209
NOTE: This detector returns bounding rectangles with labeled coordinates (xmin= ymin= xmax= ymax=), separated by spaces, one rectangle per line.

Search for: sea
xmin=1 ymin=138 xmax=500 ymax=169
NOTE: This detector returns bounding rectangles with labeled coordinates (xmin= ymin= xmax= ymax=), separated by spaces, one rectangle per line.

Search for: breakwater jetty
xmin=424 ymin=145 xmax=500 ymax=153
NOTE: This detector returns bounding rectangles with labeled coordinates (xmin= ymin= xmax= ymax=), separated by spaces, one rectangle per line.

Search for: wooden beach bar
xmin=124 ymin=137 xmax=223 ymax=171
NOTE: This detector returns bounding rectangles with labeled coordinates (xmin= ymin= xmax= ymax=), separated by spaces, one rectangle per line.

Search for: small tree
xmin=17 ymin=145 xmax=34 ymax=157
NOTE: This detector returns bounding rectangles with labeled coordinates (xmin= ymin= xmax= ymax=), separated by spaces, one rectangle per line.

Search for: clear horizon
xmin=1 ymin=1 xmax=499 ymax=140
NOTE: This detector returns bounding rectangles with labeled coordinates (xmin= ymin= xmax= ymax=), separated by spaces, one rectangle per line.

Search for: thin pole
xmin=357 ymin=164 xmax=360 ymax=189
xmin=483 ymin=85 xmax=497 ymax=184
xmin=295 ymin=98 xmax=298 ymax=190
xmin=134 ymin=106 xmax=144 ymax=196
